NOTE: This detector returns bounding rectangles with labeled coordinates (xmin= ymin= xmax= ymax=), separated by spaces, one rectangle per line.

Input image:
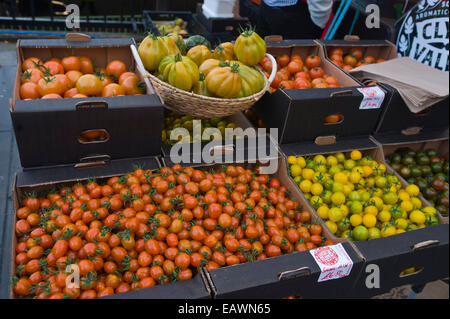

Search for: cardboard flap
xmin=280 ymin=135 xmax=376 ymax=157
xmin=373 ymin=127 xmax=449 ymax=146
xmin=102 ymin=273 xmax=211 ymax=299
xmin=17 ymin=156 xmax=161 ymax=188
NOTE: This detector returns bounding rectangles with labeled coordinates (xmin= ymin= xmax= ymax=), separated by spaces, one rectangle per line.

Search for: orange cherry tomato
xmin=21 ymin=68 xmax=44 ymax=84
xmin=309 ymin=67 xmax=325 ymax=79
xmin=342 ymin=64 xmax=353 ymax=72
xmin=72 ymin=93 xmax=88 ymax=98
xmin=106 ymin=60 xmax=127 ymax=79
xmin=66 ymin=70 xmax=83 ymax=87
xmin=279 ymin=80 xmax=294 ymax=90
xmin=305 ymin=54 xmax=321 ymax=69
xmin=343 ymin=55 xmax=357 ymax=67
xmin=76 ymin=74 xmax=103 ymax=96
xmin=276 ymin=54 xmax=290 ymax=67
xmin=118 ymin=72 xmax=137 ymax=85
xmin=287 ymin=60 xmax=303 ymax=74
xmin=329 ymin=47 xmax=343 ymax=57
xmin=38 ymin=76 xmax=64 ymax=96
xmin=294 ymin=71 xmax=310 ymax=81
xmin=41 ymin=93 xmax=62 ymax=99
xmin=54 ymin=74 xmax=71 ymax=93
xmin=80 ymin=56 xmax=94 ymax=74
xmin=325 ymin=76 xmax=339 ymax=86
xmin=22 ymin=57 xmax=43 ymax=72
xmin=43 ymin=61 xmax=64 ymax=75
xmin=61 ymin=56 xmax=81 ymax=72
xmin=121 ymin=75 xmax=145 ymax=95
xmin=364 ymin=55 xmax=375 ymax=64
xmin=294 ymin=78 xmax=311 ymax=89
xmin=102 ymin=83 xmax=126 ymax=97
xmin=20 ymin=82 xmax=40 ymax=99
xmin=349 ymin=48 xmax=363 ymax=60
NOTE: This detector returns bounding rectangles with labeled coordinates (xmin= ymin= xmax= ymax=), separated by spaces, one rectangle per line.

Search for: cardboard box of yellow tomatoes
xmin=281 ymin=135 xmax=449 ymax=297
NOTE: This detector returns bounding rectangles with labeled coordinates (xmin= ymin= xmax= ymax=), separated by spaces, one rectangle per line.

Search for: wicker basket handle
xmin=265 ymin=53 xmax=277 ymax=85
xmin=130 ymin=44 xmax=155 ymax=95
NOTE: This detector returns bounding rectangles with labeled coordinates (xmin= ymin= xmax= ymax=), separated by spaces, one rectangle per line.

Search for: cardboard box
xmin=319 ymin=39 xmax=398 ymax=74
xmin=11 ymin=35 xmax=164 ymax=169
xmin=196 ymin=157 xmax=365 ymax=299
xmin=374 ymin=82 xmax=449 ymax=136
xmin=7 ymin=156 xmax=216 ymax=300
xmin=318 ymin=39 xmax=448 ymax=139
xmin=253 ymin=39 xmax=387 ymax=145
xmin=279 ymin=136 xmax=449 ymax=296
xmin=161 ymin=112 xmax=274 ymax=166
xmin=351 ymin=223 xmax=449 ymax=298
xmin=319 ymin=39 xmax=448 ymax=137
xmin=143 ymin=10 xmax=207 ymax=38
xmin=373 ymin=130 xmax=449 ymax=222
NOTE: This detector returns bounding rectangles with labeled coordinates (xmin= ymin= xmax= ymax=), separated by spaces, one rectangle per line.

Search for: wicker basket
xmin=131 ymin=45 xmax=276 ymax=118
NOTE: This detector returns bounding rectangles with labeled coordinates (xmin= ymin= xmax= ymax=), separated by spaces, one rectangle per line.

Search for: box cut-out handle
xmin=66 ymin=33 xmax=91 ymax=42
xmin=344 ymin=35 xmax=360 ymax=42
xmin=330 ymin=90 xmax=353 ymax=98
xmin=209 ymin=145 xmax=235 ymax=156
xmin=265 ymin=35 xmax=283 ymax=43
xmin=411 ymin=240 xmax=439 ymax=251
xmin=401 ymin=126 xmax=423 ymax=136
xmin=75 ymin=154 xmax=110 ymax=169
xmin=278 ymin=267 xmax=311 ymax=281
xmin=315 ymin=136 xmax=336 ymax=145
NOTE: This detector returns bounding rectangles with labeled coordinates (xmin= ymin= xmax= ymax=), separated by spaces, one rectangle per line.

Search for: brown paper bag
xmin=349 ymin=57 xmax=449 ymax=113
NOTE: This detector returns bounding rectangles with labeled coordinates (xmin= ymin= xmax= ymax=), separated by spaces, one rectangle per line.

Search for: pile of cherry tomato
xmin=327 ymin=47 xmax=386 ymax=73
xmin=19 ymin=56 xmax=145 ymax=100
xmin=259 ymin=53 xmax=343 ymax=91
xmin=13 ymin=164 xmax=334 ymax=299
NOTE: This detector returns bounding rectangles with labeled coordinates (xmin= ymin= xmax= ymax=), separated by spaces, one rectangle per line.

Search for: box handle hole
xmin=315 ymin=135 xmax=336 ymax=146
xmin=399 ymin=266 xmax=424 ymax=278
xmin=330 ymin=90 xmax=353 ymax=97
xmin=75 ymin=154 xmax=110 ymax=169
xmin=209 ymin=145 xmax=235 ymax=156
xmin=264 ymin=35 xmax=283 ymax=43
xmin=411 ymin=240 xmax=439 ymax=251
xmin=278 ymin=267 xmax=311 ymax=281
xmin=323 ymin=114 xmax=344 ymax=125
xmin=401 ymin=127 xmax=423 ymax=136
xmin=78 ymin=129 xmax=110 ymax=144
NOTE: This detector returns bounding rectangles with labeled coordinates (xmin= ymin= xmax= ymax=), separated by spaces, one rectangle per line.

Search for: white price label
xmin=310 ymin=243 xmax=354 ymax=282
xmin=357 ymin=86 xmax=385 ymax=110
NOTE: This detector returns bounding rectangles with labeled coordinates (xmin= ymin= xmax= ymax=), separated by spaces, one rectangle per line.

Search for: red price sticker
xmin=357 ymin=86 xmax=385 ymax=110
xmin=310 ymin=243 xmax=354 ymax=282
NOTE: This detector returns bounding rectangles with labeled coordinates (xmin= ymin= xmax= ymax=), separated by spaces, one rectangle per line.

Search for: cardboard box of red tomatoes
xmin=6 ymin=149 xmax=369 ymax=300
xmin=11 ymin=33 xmax=164 ymax=169
xmin=252 ymin=38 xmax=390 ymax=145
xmin=318 ymin=38 xmax=449 ymax=139
xmin=7 ymin=156 xmax=216 ymax=299
xmin=279 ymin=134 xmax=449 ymax=297
xmin=173 ymin=156 xmax=365 ymax=299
